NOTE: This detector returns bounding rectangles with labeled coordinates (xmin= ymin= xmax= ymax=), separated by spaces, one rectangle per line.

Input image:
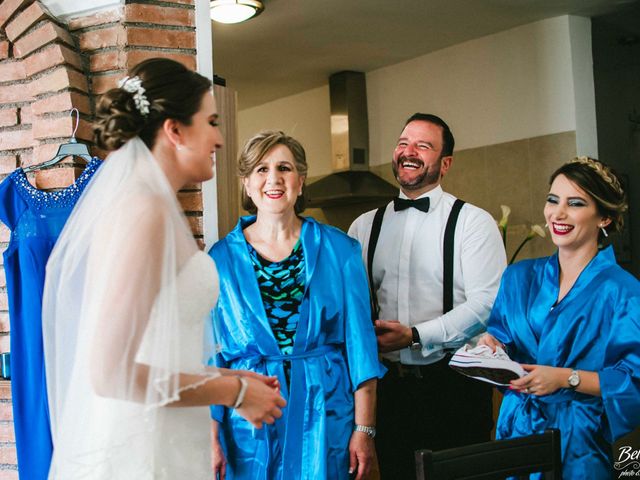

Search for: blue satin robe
xmin=209 ymin=216 xmax=385 ymax=480
xmin=487 ymin=247 xmax=640 ymax=479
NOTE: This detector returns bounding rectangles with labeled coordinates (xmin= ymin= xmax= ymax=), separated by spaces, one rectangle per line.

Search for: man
xmin=348 ymin=113 xmax=506 ymax=479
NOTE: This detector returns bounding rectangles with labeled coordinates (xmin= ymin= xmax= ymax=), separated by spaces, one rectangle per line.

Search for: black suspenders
xmin=367 ymin=206 xmax=386 ymax=321
xmin=442 ymin=199 xmax=465 ymax=314
xmin=366 ymin=198 xmax=466 ymax=321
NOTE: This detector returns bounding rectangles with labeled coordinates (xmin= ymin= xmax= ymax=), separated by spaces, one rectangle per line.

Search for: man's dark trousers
xmin=375 ymin=356 xmax=494 ymax=479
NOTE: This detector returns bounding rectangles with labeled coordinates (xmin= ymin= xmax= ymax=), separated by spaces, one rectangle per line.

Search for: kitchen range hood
xmin=305 ymin=71 xmax=397 ymax=208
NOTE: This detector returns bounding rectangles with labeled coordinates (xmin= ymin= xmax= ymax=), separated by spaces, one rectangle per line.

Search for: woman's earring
xmin=600 ymin=225 xmax=609 ymax=238
xmin=544 ymin=223 xmax=549 ymax=229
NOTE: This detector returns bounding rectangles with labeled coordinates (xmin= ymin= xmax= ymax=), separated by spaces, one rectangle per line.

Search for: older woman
xmin=209 ymin=131 xmax=384 ymax=480
xmin=479 ymin=157 xmax=640 ymax=478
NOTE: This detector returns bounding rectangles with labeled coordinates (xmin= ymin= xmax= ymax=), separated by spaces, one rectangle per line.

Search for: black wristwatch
xmin=408 ymin=327 xmax=421 ymax=351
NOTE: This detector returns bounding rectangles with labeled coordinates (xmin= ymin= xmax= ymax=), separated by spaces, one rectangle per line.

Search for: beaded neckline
xmin=12 ymin=158 xmax=102 ymax=210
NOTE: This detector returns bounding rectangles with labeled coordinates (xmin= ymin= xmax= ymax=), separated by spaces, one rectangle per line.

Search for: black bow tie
xmin=393 ymin=196 xmax=430 ymax=213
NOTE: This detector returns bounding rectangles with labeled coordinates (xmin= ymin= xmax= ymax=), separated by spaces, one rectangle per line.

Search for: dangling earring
xmin=544 ymin=223 xmax=549 ymax=229
xmin=600 ymin=225 xmax=608 ymax=238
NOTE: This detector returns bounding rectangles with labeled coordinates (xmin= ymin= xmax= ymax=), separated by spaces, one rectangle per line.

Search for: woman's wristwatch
xmin=567 ymin=370 xmax=581 ymax=389
xmin=354 ymin=424 xmax=376 ymax=438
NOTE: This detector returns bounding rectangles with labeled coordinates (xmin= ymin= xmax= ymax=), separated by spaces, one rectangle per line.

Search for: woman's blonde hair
xmin=238 ymin=130 xmax=308 ymax=214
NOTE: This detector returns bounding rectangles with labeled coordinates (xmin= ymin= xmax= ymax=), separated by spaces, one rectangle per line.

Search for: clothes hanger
xmin=23 ymin=108 xmax=92 ymax=173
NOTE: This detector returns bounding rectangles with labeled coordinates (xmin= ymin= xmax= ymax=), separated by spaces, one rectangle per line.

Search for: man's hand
xmin=374 ymin=320 xmax=413 ymax=353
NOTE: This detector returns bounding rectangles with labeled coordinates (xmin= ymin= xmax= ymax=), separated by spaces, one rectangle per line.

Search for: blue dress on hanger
xmin=0 ymin=158 xmax=101 ymax=480
xmin=487 ymin=247 xmax=640 ymax=479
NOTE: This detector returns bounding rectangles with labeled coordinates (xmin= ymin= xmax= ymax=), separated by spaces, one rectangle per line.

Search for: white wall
xmin=568 ymin=16 xmax=598 ymax=158
xmin=239 ymin=85 xmax=333 ymax=177
xmin=40 ymin=0 xmax=123 ymax=20
xmin=195 ymin=0 xmax=219 ymax=248
xmin=367 ymin=15 xmax=578 ymax=165
xmin=239 ymin=15 xmax=589 ymax=172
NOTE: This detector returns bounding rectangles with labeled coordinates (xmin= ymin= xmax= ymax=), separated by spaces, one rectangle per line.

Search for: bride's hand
xmin=235 ymin=377 xmax=286 ymax=429
xmin=235 ymin=370 xmax=280 ymax=391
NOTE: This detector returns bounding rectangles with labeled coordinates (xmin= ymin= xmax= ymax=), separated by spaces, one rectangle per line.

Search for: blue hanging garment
xmin=0 ymin=158 xmax=102 ymax=480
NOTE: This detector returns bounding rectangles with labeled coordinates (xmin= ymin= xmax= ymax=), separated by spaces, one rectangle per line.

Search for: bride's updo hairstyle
xmin=94 ymin=57 xmax=212 ymax=151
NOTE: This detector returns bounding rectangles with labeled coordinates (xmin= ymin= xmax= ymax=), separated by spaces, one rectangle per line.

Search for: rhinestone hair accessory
xmin=118 ymin=76 xmax=151 ymax=116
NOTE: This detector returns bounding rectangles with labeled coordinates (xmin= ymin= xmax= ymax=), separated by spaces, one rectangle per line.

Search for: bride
xmin=42 ymin=58 xmax=285 ymax=479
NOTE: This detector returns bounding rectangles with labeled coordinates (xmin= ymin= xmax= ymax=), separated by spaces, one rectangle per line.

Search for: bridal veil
xmin=42 ymin=138 xmax=219 ymax=478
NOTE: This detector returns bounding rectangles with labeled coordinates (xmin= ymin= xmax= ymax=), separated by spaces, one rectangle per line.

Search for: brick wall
xmin=67 ymin=0 xmax=203 ymax=243
xmin=0 ymin=0 xmax=201 ymax=475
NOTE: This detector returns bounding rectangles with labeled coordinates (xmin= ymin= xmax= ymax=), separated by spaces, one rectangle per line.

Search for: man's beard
xmin=392 ymin=156 xmax=442 ymax=191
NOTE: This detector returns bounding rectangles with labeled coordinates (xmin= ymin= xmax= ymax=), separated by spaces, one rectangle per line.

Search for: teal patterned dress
xmin=248 ymin=240 xmax=305 ymax=383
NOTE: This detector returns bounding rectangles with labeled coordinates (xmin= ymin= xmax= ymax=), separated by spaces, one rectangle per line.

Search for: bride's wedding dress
xmin=43 ymin=138 xmax=221 ymax=479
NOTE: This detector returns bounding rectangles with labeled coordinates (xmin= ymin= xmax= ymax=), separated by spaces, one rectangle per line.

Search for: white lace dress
xmin=44 ymin=138 xmax=222 ymax=480
xmin=51 ymin=252 xmax=219 ymax=480
xmin=137 ymin=251 xmax=219 ymax=479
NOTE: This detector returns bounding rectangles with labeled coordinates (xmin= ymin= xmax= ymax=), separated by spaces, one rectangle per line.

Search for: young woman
xmin=42 ymin=58 xmax=285 ymax=479
xmin=479 ymin=157 xmax=640 ymax=478
xmin=209 ymin=131 xmax=385 ymax=480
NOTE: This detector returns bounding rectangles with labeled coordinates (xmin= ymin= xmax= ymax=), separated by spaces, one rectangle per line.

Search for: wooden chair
xmin=415 ymin=429 xmax=562 ymax=480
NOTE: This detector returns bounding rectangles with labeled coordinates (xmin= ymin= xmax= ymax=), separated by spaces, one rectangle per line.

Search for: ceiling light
xmin=210 ymin=0 xmax=264 ymax=24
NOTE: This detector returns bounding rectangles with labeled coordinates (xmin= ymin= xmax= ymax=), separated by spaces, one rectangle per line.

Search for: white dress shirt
xmin=348 ymin=185 xmax=506 ymax=365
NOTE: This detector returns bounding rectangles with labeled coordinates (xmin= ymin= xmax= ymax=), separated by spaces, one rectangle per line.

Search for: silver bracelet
xmin=354 ymin=424 xmax=376 ymax=438
xmin=232 ymin=376 xmax=248 ymax=409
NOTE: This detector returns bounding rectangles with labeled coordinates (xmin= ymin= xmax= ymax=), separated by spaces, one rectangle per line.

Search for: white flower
xmin=498 ymin=205 xmax=511 ymax=230
xmin=118 ymin=76 xmax=150 ymax=116
xmin=530 ymin=224 xmax=546 ymax=239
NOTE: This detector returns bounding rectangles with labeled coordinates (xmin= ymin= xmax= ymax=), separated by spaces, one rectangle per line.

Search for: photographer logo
xmin=615 ymin=446 xmax=640 ymax=477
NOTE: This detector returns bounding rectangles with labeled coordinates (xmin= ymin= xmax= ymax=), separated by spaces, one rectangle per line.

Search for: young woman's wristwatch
xmin=567 ymin=370 xmax=581 ymax=389
xmin=354 ymin=424 xmax=376 ymax=438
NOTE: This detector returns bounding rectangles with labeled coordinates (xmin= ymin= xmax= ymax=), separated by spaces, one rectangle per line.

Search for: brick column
xmin=0 ymin=0 xmax=204 ymax=475
xmin=69 ymin=0 xmax=202 ymax=242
